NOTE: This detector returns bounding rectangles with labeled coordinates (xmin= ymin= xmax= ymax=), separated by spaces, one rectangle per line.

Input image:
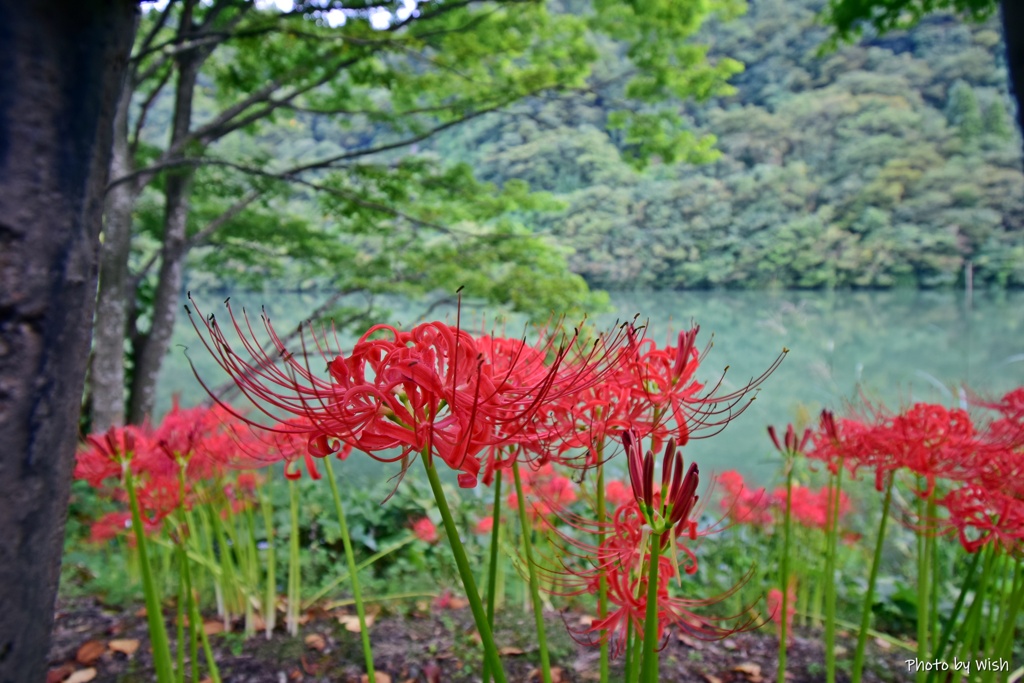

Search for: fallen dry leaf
xmin=46 ymin=663 xmax=75 ymax=683
xmin=874 ymin=637 xmax=892 ymax=650
xmin=338 ymin=614 xmax=375 ymax=633
xmin=202 ymin=620 xmax=226 ymax=635
xmin=550 ymin=666 xmax=566 ymax=682
xmin=498 ymin=646 xmax=524 ymax=656
xmin=304 ymin=633 xmax=326 ymax=651
xmin=66 ymin=668 xmax=98 ymax=683
xmin=447 ymin=597 xmax=469 ymax=610
xmin=702 ymin=675 xmax=723 ymax=683
xmin=108 ymin=639 xmax=139 ymax=656
xmin=676 ymin=633 xmax=703 ymax=650
xmin=360 ymin=673 xmax=391 ymax=683
xmin=733 ymin=662 xmax=763 ymax=682
xmin=577 ymin=615 xmax=594 ymax=627
xmin=423 ymin=660 xmax=441 ymax=683
xmin=75 ymin=640 xmax=105 ymax=665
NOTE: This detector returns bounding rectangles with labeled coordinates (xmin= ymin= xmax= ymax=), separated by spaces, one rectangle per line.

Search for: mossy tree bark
xmin=0 ymin=2 xmax=137 ymax=680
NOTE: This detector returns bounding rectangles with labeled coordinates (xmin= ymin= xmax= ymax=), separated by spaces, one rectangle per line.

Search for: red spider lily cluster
xmin=506 ymin=463 xmax=578 ymax=524
xmin=536 ymin=453 xmax=754 ymax=655
xmin=717 ymin=470 xmax=853 ymax=532
xmin=187 ymin=299 xmax=784 ymax=488
xmin=75 ymin=401 xmax=273 ymax=538
xmin=181 ymin=298 xmax=786 ymax=663
xmin=800 ymin=389 xmax=1024 ymax=553
xmin=187 ymin=299 xmax=644 ymax=489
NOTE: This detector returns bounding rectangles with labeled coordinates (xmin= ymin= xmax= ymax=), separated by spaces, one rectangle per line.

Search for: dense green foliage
xmin=436 ymin=0 xmax=1024 ymax=289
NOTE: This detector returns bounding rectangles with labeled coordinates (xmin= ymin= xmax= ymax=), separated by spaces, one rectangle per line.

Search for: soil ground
xmin=48 ymin=597 xmax=915 ymax=682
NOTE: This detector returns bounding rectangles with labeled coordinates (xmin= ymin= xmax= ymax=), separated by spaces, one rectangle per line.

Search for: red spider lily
xmin=76 ymin=404 xmax=266 ymax=526
xmin=474 ymin=516 xmax=494 ymax=535
xmin=767 ymin=585 xmax=796 ymax=637
xmin=622 ymin=429 xmax=699 ymax=545
xmin=717 ymin=470 xmax=772 ymax=528
xmin=86 ymin=510 xmax=161 ymax=546
xmin=186 ymin=297 xmax=633 ymax=489
xmin=506 ymin=462 xmax=578 ymax=524
xmin=75 ymin=424 xmax=140 ymax=488
xmin=538 ymin=499 xmax=754 ymax=657
xmin=768 ymin=423 xmax=812 ymax=456
xmin=941 ymin=482 xmax=1024 ymax=553
xmin=541 ymin=326 xmax=785 ymax=476
xmin=605 ymin=479 xmax=633 ymax=508
xmin=774 ymin=484 xmax=852 ymax=532
xmin=412 ymin=517 xmax=439 ymax=543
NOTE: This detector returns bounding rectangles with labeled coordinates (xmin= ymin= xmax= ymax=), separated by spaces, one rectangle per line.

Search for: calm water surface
xmin=161 ymin=289 xmax=1023 ymax=486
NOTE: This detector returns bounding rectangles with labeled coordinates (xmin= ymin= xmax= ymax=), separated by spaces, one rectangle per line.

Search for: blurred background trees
xmin=91 ymin=0 xmax=744 ymax=431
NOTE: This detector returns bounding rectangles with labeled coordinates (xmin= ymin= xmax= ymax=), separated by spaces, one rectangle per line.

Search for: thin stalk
xmin=595 ymin=460 xmax=610 ymax=683
xmin=182 ymin=545 xmax=222 ymax=683
xmin=992 ymin=556 xmax=1024 ymax=664
xmin=303 ymin=536 xmax=416 ymax=609
xmin=323 ymin=457 xmax=376 ymax=679
xmin=482 ymin=468 xmax=504 ymax=683
xmin=852 ymin=472 xmax=894 ymax=682
xmin=175 ymin=547 xmax=186 ymax=683
xmin=929 ymin=548 xmax=982 ymax=678
xmin=778 ymin=456 xmax=795 ymax=683
xmin=125 ymin=464 xmax=175 ymax=683
xmin=824 ymin=463 xmax=844 ymax=683
xmin=423 ymin=455 xmax=508 ymax=683
xmin=210 ymin=506 xmax=238 ymax=628
xmin=511 ymin=461 xmax=553 ymax=683
xmin=624 ymin=617 xmax=636 ymax=683
xmin=242 ymin=504 xmax=260 ymax=636
xmin=916 ymin=486 xmax=932 ymax=683
xmin=287 ymin=478 xmax=301 ymax=636
xmin=258 ymin=480 xmax=277 ymax=638
xmin=639 ymin=532 xmax=663 ymax=683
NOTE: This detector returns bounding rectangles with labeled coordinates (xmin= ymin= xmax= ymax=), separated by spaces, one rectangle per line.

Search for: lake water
xmin=161 ymin=289 xmax=1024 ymax=487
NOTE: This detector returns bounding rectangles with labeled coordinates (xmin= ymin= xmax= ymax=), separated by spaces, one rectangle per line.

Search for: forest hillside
xmin=434 ymin=0 xmax=1024 ymax=289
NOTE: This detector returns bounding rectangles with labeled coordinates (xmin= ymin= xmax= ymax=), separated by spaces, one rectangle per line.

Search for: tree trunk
xmin=91 ymin=83 xmax=139 ymax=433
xmin=0 ymin=2 xmax=137 ymax=681
xmin=1000 ymin=0 xmax=1024 ymax=156
xmin=128 ymin=4 xmax=202 ymax=424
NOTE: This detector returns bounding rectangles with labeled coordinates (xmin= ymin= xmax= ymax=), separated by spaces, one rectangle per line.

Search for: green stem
xmin=824 ymin=461 xmax=844 ymax=683
xmin=852 ymin=472 xmax=894 ymax=682
xmin=258 ymin=482 xmax=277 ymax=638
xmin=596 ymin=461 xmax=610 ymax=683
xmin=639 ymin=531 xmax=663 ymax=683
xmin=929 ymin=548 xmax=982 ymax=678
xmin=482 ymin=468 xmax=504 ymax=683
xmin=125 ymin=465 xmax=175 ymax=683
xmin=422 ymin=456 xmax=508 ymax=683
xmin=992 ymin=556 xmax=1024 ymax=664
xmin=512 ymin=461 xmax=553 ymax=683
xmin=304 ymin=536 xmax=416 ymax=609
xmin=778 ymin=456 xmax=794 ymax=683
xmin=182 ymin=545 xmax=221 ymax=683
xmin=323 ymin=457 xmax=376 ymax=679
xmin=175 ymin=547 xmax=186 ymax=683
xmin=916 ymin=485 xmax=931 ymax=683
xmin=287 ymin=478 xmax=301 ymax=636
xmin=624 ymin=616 xmax=636 ymax=683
